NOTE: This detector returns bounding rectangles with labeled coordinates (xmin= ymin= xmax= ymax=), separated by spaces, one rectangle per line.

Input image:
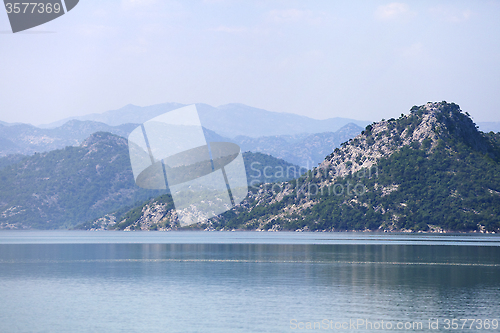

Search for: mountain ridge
xmin=1 ymin=117 xmax=363 ymax=169
xmin=38 ymin=102 xmax=370 ymax=138
xmin=100 ymin=101 xmax=500 ymax=233
xmin=0 ymin=120 xmax=138 ymax=157
xmin=233 ymin=123 xmax=363 ymax=167
xmin=0 ymin=132 xmax=164 ymax=229
xmin=0 ymin=132 xmax=302 ymax=230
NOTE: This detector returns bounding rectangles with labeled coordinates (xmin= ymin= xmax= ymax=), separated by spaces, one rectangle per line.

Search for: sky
xmin=0 ymin=0 xmax=499 ymax=126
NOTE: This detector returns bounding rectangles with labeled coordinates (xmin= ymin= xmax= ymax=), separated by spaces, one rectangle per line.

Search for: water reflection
xmin=0 ymin=243 xmax=499 ymax=332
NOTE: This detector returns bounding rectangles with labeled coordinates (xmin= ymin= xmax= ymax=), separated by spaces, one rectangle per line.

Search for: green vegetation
xmin=79 ymin=153 xmax=303 ymax=231
xmin=6 ymin=102 xmax=500 ymax=232
xmin=0 ymin=133 xmax=302 ymax=229
xmin=206 ymin=102 xmax=500 ymax=232
xmin=279 ymin=142 xmax=500 ymax=232
xmin=0 ymin=132 xmax=165 ymax=229
xmin=105 ymin=114 xmax=500 ymax=232
xmin=0 ymin=154 xmax=26 ymax=171
xmin=244 ymin=151 xmax=303 ymax=186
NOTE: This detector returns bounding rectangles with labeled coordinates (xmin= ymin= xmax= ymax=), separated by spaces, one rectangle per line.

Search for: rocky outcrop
xmin=84 ymin=102 xmax=500 ymax=232
xmin=320 ymin=102 xmax=482 ymax=179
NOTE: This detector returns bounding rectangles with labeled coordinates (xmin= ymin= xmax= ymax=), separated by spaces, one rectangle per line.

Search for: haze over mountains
xmin=0 ymin=119 xmax=362 ymax=167
xmin=1 ymin=101 xmax=499 ymax=231
xmin=40 ymin=102 xmax=371 ymax=138
xmin=0 ymin=120 xmax=137 ymax=157
xmin=30 ymin=102 xmax=500 ymax=136
xmin=233 ymin=123 xmax=363 ymax=167
xmin=1 ymin=102 xmax=367 ymax=167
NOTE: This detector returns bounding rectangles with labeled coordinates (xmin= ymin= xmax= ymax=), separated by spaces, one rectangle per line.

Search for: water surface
xmin=0 ymin=231 xmax=499 ymax=332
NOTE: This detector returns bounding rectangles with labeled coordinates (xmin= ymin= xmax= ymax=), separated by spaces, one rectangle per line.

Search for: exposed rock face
xmin=122 ymin=201 xmax=179 ymax=231
xmin=319 ymin=102 xmax=482 ymax=179
xmin=212 ymin=102 xmax=498 ymax=232
xmin=81 ymin=131 xmax=128 ymax=150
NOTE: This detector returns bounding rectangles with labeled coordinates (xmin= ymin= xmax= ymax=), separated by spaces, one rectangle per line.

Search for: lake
xmin=0 ymin=231 xmax=499 ymax=332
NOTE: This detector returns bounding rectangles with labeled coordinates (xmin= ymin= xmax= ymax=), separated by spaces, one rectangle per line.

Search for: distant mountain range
xmin=0 ymin=120 xmax=25 ymax=127
xmin=0 ymin=117 xmax=364 ymax=167
xmin=0 ymin=120 xmax=137 ymax=157
xmin=39 ymin=102 xmax=371 ymax=138
xmin=233 ymin=123 xmax=363 ymax=167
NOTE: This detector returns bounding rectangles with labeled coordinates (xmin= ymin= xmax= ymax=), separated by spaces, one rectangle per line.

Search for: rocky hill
xmin=0 ymin=132 xmax=164 ymax=229
xmin=323 ymin=102 xmax=491 ymax=178
xmin=99 ymin=102 xmax=500 ymax=232
xmin=0 ymin=132 xmax=301 ymax=230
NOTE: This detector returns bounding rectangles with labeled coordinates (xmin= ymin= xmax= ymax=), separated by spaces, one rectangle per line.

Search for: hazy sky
xmin=1 ymin=0 xmax=499 ymax=125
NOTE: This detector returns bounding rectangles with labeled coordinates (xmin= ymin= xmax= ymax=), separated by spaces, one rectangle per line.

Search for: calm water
xmin=0 ymin=231 xmax=499 ymax=332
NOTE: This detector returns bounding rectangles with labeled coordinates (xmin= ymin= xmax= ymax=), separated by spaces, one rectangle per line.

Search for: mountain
xmin=0 ymin=132 xmax=301 ymax=230
xmin=101 ymin=102 xmax=500 ymax=233
xmin=197 ymin=103 xmax=369 ymax=138
xmin=243 ymin=151 xmax=302 ymax=185
xmin=0 ymin=119 xmax=363 ymax=171
xmin=233 ymin=123 xmax=363 ymax=167
xmin=0 ymin=120 xmax=24 ymax=127
xmin=40 ymin=102 xmax=370 ymax=138
xmin=39 ymin=103 xmax=186 ymax=128
xmin=1 ymin=104 xmax=365 ymax=162
xmin=74 ymin=150 xmax=303 ymax=231
xmin=0 ymin=136 xmax=20 ymax=153
xmin=0 ymin=132 xmax=165 ymax=229
xmin=205 ymin=122 xmax=364 ymax=167
xmin=0 ymin=120 xmax=138 ymax=157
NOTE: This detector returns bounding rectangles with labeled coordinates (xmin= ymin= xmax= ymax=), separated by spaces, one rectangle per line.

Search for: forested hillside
xmin=0 ymin=133 xmax=301 ymax=229
xmin=0 ymin=132 xmax=163 ymax=229
xmin=102 ymin=102 xmax=500 ymax=232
